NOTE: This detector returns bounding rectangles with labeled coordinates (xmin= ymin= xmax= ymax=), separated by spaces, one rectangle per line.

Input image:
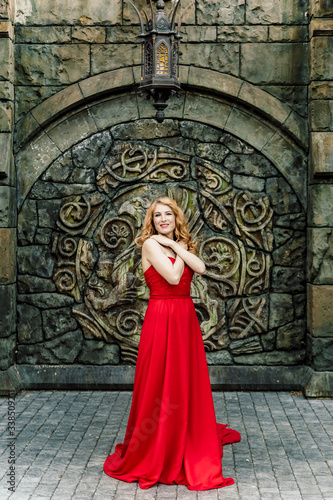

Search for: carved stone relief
xmin=17 ymin=121 xmax=306 ymax=366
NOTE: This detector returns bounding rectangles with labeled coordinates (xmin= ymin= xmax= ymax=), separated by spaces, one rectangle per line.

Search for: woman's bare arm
xmin=142 ymin=238 xmax=185 ymax=285
xmin=150 ymin=235 xmax=206 ymax=275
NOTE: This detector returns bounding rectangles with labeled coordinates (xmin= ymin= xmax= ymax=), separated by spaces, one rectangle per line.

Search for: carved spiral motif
xmin=53 ymin=267 xmax=76 ymax=292
xmin=57 ymin=236 xmax=77 ymax=258
xmin=116 ymin=310 xmax=141 ymax=336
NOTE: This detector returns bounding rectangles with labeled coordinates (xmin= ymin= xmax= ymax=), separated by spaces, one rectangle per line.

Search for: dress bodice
xmin=144 ymin=256 xmax=194 ymax=298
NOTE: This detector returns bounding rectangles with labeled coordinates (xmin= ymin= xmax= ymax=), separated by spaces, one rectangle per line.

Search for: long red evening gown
xmin=104 ymin=256 xmax=241 ymax=491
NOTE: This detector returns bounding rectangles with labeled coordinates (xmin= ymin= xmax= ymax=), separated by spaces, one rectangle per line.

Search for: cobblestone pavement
xmin=0 ymin=391 xmax=332 ymax=500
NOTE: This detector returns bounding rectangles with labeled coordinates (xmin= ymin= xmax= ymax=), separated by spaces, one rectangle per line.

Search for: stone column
xmin=0 ymin=0 xmax=20 ymax=394
xmin=306 ymin=0 xmax=333 ymax=397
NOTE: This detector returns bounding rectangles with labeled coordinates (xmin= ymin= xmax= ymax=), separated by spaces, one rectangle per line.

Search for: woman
xmin=104 ymin=196 xmax=241 ymax=491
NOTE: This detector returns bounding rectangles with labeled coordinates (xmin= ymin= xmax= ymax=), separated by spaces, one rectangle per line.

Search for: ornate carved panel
xmin=17 ymin=122 xmax=306 ymax=366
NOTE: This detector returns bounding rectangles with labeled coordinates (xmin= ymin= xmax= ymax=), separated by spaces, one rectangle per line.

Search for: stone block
xmin=310 ymin=81 xmax=333 ymax=100
xmin=230 ymin=336 xmax=263 ymax=355
xmin=42 ymin=307 xmax=78 ymax=340
xmin=276 ymin=320 xmax=305 ymax=350
xmin=112 ymin=119 xmax=179 ymax=141
xmin=0 ymin=284 xmax=16 ymax=337
xmin=0 ymin=132 xmax=14 ymax=185
xmin=238 ymin=83 xmax=290 ymax=126
xmin=206 ymin=350 xmax=233 ymax=365
xmin=224 ymin=107 xmax=275 ymax=150
xmin=34 ymin=228 xmax=52 ymax=247
xmin=273 ymin=232 xmax=306 ymax=267
xmin=18 ymin=292 xmax=74 ymax=309
xmin=16 ymin=132 xmax=62 ymax=209
xmin=184 ymin=94 xmax=231 ymax=131
xmin=15 ymin=0 xmax=122 ymax=25
xmin=242 ymin=154 xmax=276 ymax=177
xmin=233 ymin=350 xmax=305 ymax=365
xmin=269 ymin=294 xmax=294 ymax=329
xmin=309 ymin=184 xmax=333 ymax=226
xmin=0 ymin=186 xmax=16 ymax=227
xmin=37 ymin=199 xmax=63 ymax=229
xmin=89 ymin=94 xmax=139 ymax=130
xmin=45 ymin=108 xmax=98 ymax=152
xmin=0 ymin=228 xmax=16 ymax=284
xmin=308 ymin=284 xmax=333 ymax=337
xmin=0 ymin=38 xmax=13 ymax=81
xmin=91 ymin=44 xmax=140 ymax=75
xmin=308 ymin=336 xmax=333 ymax=371
xmin=15 ymin=44 xmax=90 ymax=86
xmin=18 ymin=275 xmax=56 ymax=294
xmin=17 ymin=245 xmax=55 ymax=279
xmin=17 ymin=329 xmax=83 ymax=365
xmin=218 ymin=25 xmax=267 ymax=42
xmin=196 ymin=143 xmax=229 ymax=164
xmin=246 ymin=0 xmax=308 ymax=24
xmin=106 ymin=26 xmax=138 ymax=43
xmin=0 ymin=335 xmax=15 ymax=370
xmin=72 ymin=131 xmax=111 ymax=169
xmin=14 ymin=85 xmax=66 ymax=123
xmin=261 ymin=330 xmax=276 ymax=351
xmin=0 ymin=81 xmax=13 ymax=100
xmin=180 ymin=26 xmax=216 ymax=43
xmin=15 ymin=26 xmax=71 ymax=43
xmin=79 ymin=67 xmax=135 ymax=100
xmin=265 ymin=174 xmax=303 ymax=216
xmin=308 ymin=228 xmax=333 ymax=285
xmin=269 ymin=26 xmax=308 ymax=42
xmin=197 ymin=0 xmax=245 ymax=25
xmin=233 ymin=174 xmax=265 ymax=192
xmin=310 ymin=132 xmax=333 ymax=177
xmin=187 ymin=67 xmax=242 ymax=98
xmin=294 ymin=294 xmax=306 ymax=319
xmin=180 ymin=43 xmax=239 ymax=76
xmin=181 ymin=122 xmax=222 ymax=143
xmin=0 ymin=100 xmax=13 ymax=132
xmin=311 ymin=0 xmax=333 ymax=19
xmin=0 ymin=0 xmax=14 ymax=20
xmin=260 ymin=84 xmax=308 ymax=118
xmin=72 ymin=27 xmax=106 ymax=43
xmin=274 ymin=213 xmax=306 ymax=231
xmin=77 ymin=340 xmax=120 ymax=365
xmin=241 ymin=43 xmax=309 ymax=85
xmin=18 ymin=199 xmax=37 ymax=245
xmin=272 ymin=267 xmax=305 ymax=293
xmin=30 ymin=84 xmax=83 ymax=129
xmin=17 ymin=304 xmax=43 ymax=343
xmin=311 ymin=37 xmax=333 ymax=81
xmin=310 ymin=102 xmax=333 ymax=132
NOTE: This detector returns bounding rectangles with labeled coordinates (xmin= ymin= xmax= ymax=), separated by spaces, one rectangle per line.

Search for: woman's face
xmin=153 ymin=203 xmax=176 ymax=238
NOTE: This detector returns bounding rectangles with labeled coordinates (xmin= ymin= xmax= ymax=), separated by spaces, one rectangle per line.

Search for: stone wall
xmin=16 ymin=119 xmax=306 ymax=368
xmin=1 ymin=0 xmax=333 ymax=396
xmin=307 ymin=0 xmax=333 ymax=380
xmin=0 ymin=0 xmax=16 ymax=375
xmin=13 ymin=0 xmax=309 ymax=123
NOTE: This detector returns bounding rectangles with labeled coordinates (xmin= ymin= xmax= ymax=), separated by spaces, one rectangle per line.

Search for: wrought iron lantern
xmin=127 ymin=0 xmax=189 ymax=123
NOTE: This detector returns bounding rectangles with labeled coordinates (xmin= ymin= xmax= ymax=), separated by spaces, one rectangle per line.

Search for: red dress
xmin=104 ymin=257 xmax=241 ymax=490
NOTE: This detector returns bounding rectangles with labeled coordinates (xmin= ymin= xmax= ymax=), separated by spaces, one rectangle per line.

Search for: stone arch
xmin=15 ymin=66 xmax=307 ymax=211
xmin=16 ymin=67 xmax=307 ymax=367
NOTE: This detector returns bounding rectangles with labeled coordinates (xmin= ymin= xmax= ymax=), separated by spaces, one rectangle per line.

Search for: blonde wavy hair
xmin=134 ymin=197 xmax=198 ymax=255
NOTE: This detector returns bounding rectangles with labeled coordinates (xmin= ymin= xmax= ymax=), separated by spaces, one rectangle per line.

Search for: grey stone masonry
xmin=0 ymin=390 xmax=332 ymax=500
xmin=0 ymin=0 xmax=16 ymax=373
